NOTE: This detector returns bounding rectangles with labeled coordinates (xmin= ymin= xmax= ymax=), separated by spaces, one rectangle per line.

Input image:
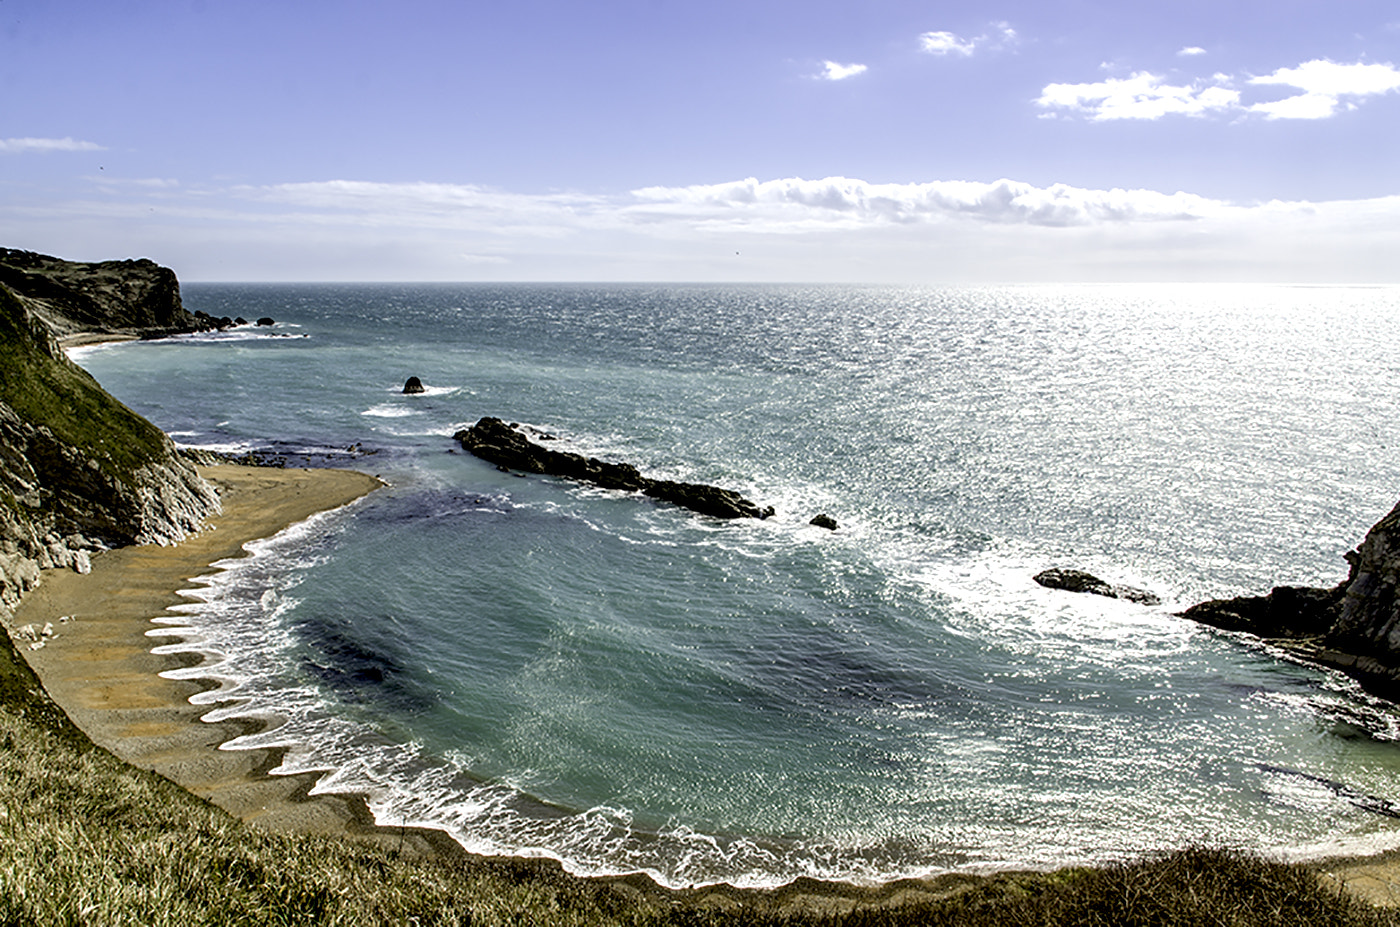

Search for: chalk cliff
xmin=0 ymin=255 xmax=220 ymax=616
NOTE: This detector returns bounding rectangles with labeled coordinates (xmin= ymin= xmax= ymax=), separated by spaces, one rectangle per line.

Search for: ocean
xmin=71 ymin=282 xmax=1400 ymax=889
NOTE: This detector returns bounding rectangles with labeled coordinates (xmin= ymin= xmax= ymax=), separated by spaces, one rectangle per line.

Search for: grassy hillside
xmin=0 ymin=284 xmax=167 ymax=483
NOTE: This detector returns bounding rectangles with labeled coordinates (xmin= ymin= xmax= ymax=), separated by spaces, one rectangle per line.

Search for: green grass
xmin=0 ymin=284 xmax=168 ymax=485
xmin=2 ymin=625 xmax=1396 ymax=927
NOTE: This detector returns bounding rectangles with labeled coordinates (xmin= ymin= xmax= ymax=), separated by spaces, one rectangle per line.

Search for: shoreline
xmin=10 ymin=463 xmax=460 ymax=859
xmin=11 ymin=463 xmax=1400 ymax=910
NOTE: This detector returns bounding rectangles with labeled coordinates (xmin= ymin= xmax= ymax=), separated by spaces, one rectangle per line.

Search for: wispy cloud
xmin=1040 ymin=58 xmax=1400 ymax=121
xmin=819 ymin=60 xmax=868 ymax=81
xmin=1177 ymin=46 xmax=1207 ymax=57
xmin=919 ymin=22 xmax=1017 ymax=57
xmin=1248 ymin=59 xmax=1400 ymax=119
xmin=0 ymin=136 xmax=104 ymax=154
xmin=1036 ymin=73 xmax=1239 ymax=120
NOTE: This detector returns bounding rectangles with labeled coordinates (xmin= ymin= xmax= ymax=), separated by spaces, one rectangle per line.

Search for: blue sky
xmin=3 ymin=0 xmax=1399 ymax=282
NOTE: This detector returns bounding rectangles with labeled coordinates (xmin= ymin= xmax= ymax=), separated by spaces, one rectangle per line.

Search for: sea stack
xmin=403 ymin=376 xmax=425 ymax=394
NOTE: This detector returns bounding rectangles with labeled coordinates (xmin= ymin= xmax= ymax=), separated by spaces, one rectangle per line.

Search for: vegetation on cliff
xmin=0 ymin=264 xmax=218 ymax=613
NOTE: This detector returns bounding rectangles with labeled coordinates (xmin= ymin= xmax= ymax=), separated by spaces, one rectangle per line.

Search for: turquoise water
xmin=74 ymin=283 xmax=1400 ymax=887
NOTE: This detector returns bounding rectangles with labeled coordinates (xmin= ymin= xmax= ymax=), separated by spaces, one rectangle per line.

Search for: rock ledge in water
xmin=1034 ymin=568 xmax=1161 ymax=606
xmin=454 ymin=416 xmax=773 ymax=520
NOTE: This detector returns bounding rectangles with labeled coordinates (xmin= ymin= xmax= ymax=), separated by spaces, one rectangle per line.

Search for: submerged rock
xmin=454 ymin=416 xmax=773 ymax=520
xmin=1034 ymin=568 xmax=1161 ymax=606
xmin=403 ymin=376 xmax=426 ymax=395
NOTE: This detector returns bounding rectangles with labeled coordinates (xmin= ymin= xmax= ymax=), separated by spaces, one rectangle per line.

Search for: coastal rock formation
xmin=403 ymin=376 xmax=425 ymax=394
xmin=809 ymin=514 xmax=839 ymax=531
xmin=0 ymin=248 xmax=212 ymax=342
xmin=1180 ymin=498 xmax=1400 ymax=700
xmin=455 ymin=416 xmax=774 ymax=520
xmin=1033 ymin=568 xmax=1162 ymax=606
xmin=0 ymin=274 xmax=220 ymax=617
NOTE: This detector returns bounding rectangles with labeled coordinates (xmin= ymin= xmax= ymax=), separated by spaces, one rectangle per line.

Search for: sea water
xmin=71 ymin=283 xmax=1400 ymax=888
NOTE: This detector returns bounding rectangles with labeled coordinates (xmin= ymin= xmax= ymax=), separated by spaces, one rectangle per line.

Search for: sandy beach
xmin=10 ymin=463 xmax=462 ymax=859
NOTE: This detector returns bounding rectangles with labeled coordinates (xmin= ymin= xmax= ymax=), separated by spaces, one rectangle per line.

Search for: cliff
xmin=0 ymin=248 xmax=210 ymax=342
xmin=1182 ymin=499 xmax=1400 ymax=700
xmin=0 ymin=258 xmax=220 ymax=617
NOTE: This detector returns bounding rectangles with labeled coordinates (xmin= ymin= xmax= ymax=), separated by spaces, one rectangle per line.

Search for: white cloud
xmin=0 ymin=136 xmax=104 ymax=154
xmin=628 ymin=176 xmax=1222 ymax=228
xmin=8 ymin=172 xmax=1400 ymax=283
xmin=918 ymin=22 xmax=1017 ymax=57
xmin=1178 ymin=46 xmax=1207 ymax=57
xmin=919 ymin=31 xmax=976 ymax=56
xmin=819 ymin=60 xmax=868 ymax=81
xmin=1036 ymin=72 xmax=1240 ymax=120
xmin=1247 ymin=59 xmax=1400 ymax=119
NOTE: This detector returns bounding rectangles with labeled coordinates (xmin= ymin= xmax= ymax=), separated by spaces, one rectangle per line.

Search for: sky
xmin=2 ymin=0 xmax=1399 ymax=283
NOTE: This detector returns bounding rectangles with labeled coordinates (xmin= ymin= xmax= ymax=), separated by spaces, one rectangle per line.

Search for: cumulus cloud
xmin=11 ymin=172 xmax=1400 ymax=282
xmin=0 ymin=136 xmax=104 ymax=154
xmin=819 ymin=60 xmax=868 ymax=81
xmin=628 ymin=176 xmax=1222 ymax=229
xmin=1036 ymin=73 xmax=1240 ymax=120
xmin=1042 ymin=58 xmax=1400 ymax=121
xmin=1178 ymin=46 xmax=1207 ymax=57
xmin=1248 ymin=59 xmax=1400 ymax=118
xmin=919 ymin=22 xmax=1017 ymax=57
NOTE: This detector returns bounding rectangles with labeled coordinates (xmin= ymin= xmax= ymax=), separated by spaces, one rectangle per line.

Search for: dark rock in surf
xmin=1033 ymin=568 xmax=1161 ymax=606
xmin=454 ymin=416 xmax=773 ymax=520
xmin=1177 ymin=497 xmax=1400 ymax=702
xmin=234 ymin=317 xmax=248 ymax=326
xmin=810 ymin=514 xmax=838 ymax=531
xmin=403 ymin=376 xmax=426 ymax=395
xmin=256 ymin=317 xmax=275 ymax=327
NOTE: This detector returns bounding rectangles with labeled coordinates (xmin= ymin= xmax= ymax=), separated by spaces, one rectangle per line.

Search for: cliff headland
xmin=1181 ymin=498 xmax=1400 ymax=702
xmin=0 ymin=252 xmax=220 ymax=621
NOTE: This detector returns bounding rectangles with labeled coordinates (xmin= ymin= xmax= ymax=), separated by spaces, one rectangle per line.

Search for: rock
xmin=0 ymin=277 xmax=220 ymax=616
xmin=454 ymin=416 xmax=773 ymax=520
xmin=1034 ymin=568 xmax=1115 ymax=598
xmin=1177 ymin=497 xmax=1400 ymax=701
xmin=809 ymin=514 xmax=838 ymax=531
xmin=71 ymin=550 xmax=91 ymax=574
xmin=256 ymin=316 xmax=275 ymax=326
xmin=403 ymin=376 xmax=426 ymax=395
xmin=1033 ymin=568 xmax=1161 ymax=606
xmin=0 ymin=248 xmax=210 ymax=339
xmin=234 ymin=316 xmax=248 ymax=326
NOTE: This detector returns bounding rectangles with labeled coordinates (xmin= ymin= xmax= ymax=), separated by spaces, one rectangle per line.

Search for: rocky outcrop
xmin=1033 ymin=568 xmax=1161 ymax=606
xmin=809 ymin=514 xmax=838 ymax=531
xmin=1180 ymin=498 xmax=1400 ymax=701
xmin=403 ymin=376 xmax=425 ymax=395
xmin=455 ymin=417 xmax=774 ymax=520
xmin=0 ymin=248 xmax=212 ymax=341
xmin=0 ymin=276 xmax=220 ymax=617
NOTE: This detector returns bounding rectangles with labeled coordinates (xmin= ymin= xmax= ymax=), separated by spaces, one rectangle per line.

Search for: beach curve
xmin=10 ymin=463 xmax=465 ymax=859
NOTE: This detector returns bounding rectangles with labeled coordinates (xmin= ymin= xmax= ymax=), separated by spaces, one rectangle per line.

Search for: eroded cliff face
xmin=1182 ymin=499 xmax=1400 ymax=700
xmin=0 ymin=248 xmax=207 ymax=341
xmin=0 ymin=271 xmax=219 ymax=616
